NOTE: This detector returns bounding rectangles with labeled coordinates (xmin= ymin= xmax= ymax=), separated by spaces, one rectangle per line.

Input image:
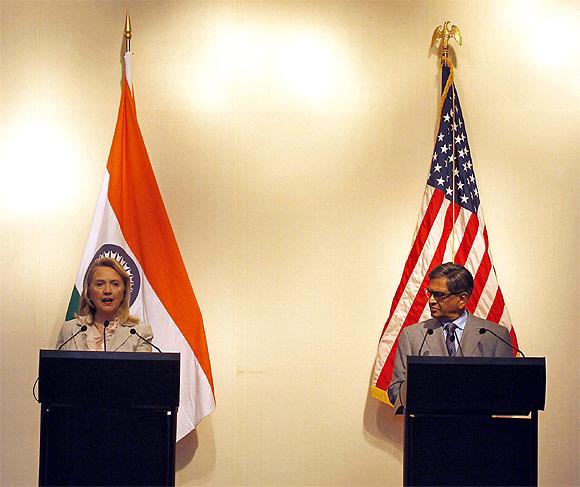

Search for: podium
xmin=38 ymin=350 xmax=180 ymax=487
xmin=403 ymin=356 xmax=546 ymax=486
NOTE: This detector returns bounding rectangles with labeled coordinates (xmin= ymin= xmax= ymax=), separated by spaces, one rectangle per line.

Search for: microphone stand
xmin=450 ymin=329 xmax=464 ymax=356
xmin=479 ymin=327 xmax=525 ymax=357
xmin=103 ymin=320 xmax=110 ymax=352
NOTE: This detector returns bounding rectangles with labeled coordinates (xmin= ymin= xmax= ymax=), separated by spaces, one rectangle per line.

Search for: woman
xmin=56 ymin=257 xmax=153 ymax=352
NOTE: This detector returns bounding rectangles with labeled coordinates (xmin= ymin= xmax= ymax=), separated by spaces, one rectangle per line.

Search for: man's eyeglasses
xmin=424 ymin=288 xmax=458 ymax=301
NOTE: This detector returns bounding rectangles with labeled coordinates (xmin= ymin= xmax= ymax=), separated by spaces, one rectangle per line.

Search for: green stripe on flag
xmin=65 ymin=286 xmax=81 ymax=321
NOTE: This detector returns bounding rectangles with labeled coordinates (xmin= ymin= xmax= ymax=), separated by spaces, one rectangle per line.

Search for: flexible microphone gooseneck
xmin=479 ymin=327 xmax=525 ymax=357
xmin=449 ymin=329 xmax=465 ymax=356
xmin=57 ymin=325 xmax=88 ymax=350
xmin=130 ymin=328 xmax=162 ymax=353
xmin=103 ymin=320 xmax=110 ymax=352
xmin=418 ymin=328 xmax=434 ymax=356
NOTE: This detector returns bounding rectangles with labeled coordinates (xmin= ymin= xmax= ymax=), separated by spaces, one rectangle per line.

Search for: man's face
xmin=427 ymin=276 xmax=468 ymax=321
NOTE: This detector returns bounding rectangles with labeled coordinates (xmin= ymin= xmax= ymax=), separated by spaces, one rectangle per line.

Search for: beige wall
xmin=1 ymin=1 xmax=578 ymax=485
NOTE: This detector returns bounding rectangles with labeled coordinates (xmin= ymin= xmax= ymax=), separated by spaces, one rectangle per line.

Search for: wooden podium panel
xmin=403 ymin=356 xmax=545 ymax=487
xmin=406 ymin=413 xmax=537 ymax=486
xmin=41 ymin=406 xmax=176 ymax=486
xmin=38 ymin=350 xmax=180 ymax=487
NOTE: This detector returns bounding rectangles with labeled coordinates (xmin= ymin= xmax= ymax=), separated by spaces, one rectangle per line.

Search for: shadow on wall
xmin=176 ymin=429 xmax=198 ymax=470
xmin=362 ymin=371 xmax=404 ymax=460
xmin=175 ymin=417 xmax=217 ymax=482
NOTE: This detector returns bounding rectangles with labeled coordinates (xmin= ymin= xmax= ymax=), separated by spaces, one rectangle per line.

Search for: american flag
xmin=370 ymin=63 xmax=519 ymax=404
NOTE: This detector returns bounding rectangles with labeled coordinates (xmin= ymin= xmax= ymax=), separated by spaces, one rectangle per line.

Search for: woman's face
xmin=88 ymin=266 xmax=126 ymax=321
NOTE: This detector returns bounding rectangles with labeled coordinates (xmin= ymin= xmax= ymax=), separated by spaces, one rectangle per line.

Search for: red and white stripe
xmin=371 ymin=186 xmax=518 ymax=404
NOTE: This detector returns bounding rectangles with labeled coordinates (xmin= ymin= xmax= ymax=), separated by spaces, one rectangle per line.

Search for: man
xmin=388 ymin=262 xmax=513 ymax=413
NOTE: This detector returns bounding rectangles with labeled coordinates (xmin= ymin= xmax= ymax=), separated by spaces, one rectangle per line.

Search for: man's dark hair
xmin=429 ymin=262 xmax=474 ymax=296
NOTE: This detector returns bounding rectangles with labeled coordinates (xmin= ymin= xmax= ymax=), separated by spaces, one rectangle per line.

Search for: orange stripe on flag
xmin=106 ymin=80 xmax=214 ymax=393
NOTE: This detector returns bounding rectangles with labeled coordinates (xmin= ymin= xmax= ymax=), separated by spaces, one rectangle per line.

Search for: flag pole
xmin=124 ymin=13 xmax=132 ymax=53
xmin=431 ymin=21 xmax=462 ymax=260
xmin=123 ymin=13 xmax=133 ymax=91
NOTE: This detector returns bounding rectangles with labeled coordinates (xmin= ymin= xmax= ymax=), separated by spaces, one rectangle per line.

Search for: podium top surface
xmin=40 ymin=349 xmax=179 ymax=363
xmin=408 ymin=355 xmax=545 ymax=367
xmin=39 ymin=350 xmax=180 ymax=409
xmin=406 ymin=356 xmax=546 ymax=415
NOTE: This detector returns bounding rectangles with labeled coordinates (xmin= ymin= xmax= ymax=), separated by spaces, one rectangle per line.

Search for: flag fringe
xmin=370 ymin=385 xmax=393 ymax=406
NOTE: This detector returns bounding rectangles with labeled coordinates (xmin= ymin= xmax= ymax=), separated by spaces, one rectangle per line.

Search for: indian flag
xmin=65 ymin=52 xmax=215 ymax=440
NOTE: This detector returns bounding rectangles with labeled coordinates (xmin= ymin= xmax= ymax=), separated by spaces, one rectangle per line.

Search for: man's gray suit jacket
xmin=388 ymin=313 xmax=513 ymax=413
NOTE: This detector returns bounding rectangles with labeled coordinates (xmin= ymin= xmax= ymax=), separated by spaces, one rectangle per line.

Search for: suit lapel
xmin=459 ymin=314 xmax=481 ymax=356
xmin=425 ymin=319 xmax=447 ymax=356
xmin=108 ymin=326 xmax=131 ymax=352
xmin=418 ymin=315 xmax=486 ymax=357
xmin=73 ymin=330 xmax=88 ymax=350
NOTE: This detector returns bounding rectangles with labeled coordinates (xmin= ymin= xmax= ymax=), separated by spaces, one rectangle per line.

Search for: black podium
xmin=38 ymin=350 xmax=180 ymax=487
xmin=403 ymin=356 xmax=546 ymax=487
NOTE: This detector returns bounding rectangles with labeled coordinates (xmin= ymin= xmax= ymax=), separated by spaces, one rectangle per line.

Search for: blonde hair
xmin=77 ymin=257 xmax=139 ymax=325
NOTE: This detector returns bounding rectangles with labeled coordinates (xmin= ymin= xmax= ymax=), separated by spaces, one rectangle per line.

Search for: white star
xmin=446 ymin=187 xmax=453 ymax=195
xmin=469 ymin=175 xmax=475 ymax=183
xmin=461 ymin=133 xmax=466 ymax=142
xmin=448 ymin=154 xmax=455 ymax=164
xmin=437 ymin=133 xmax=444 ymax=142
xmin=434 ymin=163 xmax=442 ymax=172
xmin=458 ymin=149 xmax=465 ymax=158
xmin=463 ymin=163 xmax=468 ymax=172
xmin=474 ymin=188 xmax=479 ymax=196
xmin=460 ymin=195 xmax=469 ymax=204
xmin=436 ymin=177 xmax=445 ymax=186
xmin=453 ymin=168 xmax=459 ymax=177
xmin=466 ymin=161 xmax=472 ymax=169
xmin=443 ymin=112 xmax=451 ymax=123
xmin=441 ymin=144 xmax=449 ymax=154
xmin=455 ymin=135 xmax=462 ymax=145
xmin=457 ymin=181 xmax=465 ymax=190
xmin=458 ymin=119 xmax=463 ymax=127
xmin=465 ymin=147 xmax=469 ymax=154
xmin=452 ymin=122 xmax=458 ymax=132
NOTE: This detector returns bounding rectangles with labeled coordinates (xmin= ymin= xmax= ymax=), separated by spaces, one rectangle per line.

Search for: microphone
xmin=449 ymin=329 xmax=464 ymax=356
xmin=57 ymin=325 xmax=88 ymax=350
xmin=103 ymin=320 xmax=110 ymax=352
xmin=418 ymin=328 xmax=434 ymax=356
xmin=130 ymin=328 xmax=162 ymax=353
xmin=479 ymin=327 xmax=525 ymax=357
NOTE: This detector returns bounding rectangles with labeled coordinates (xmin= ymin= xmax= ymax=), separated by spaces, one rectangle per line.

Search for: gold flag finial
xmin=431 ymin=21 xmax=462 ymax=65
xmin=124 ymin=13 xmax=132 ymax=52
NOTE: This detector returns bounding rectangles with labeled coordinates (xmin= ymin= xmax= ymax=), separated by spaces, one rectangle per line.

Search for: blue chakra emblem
xmin=87 ymin=244 xmax=141 ymax=307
